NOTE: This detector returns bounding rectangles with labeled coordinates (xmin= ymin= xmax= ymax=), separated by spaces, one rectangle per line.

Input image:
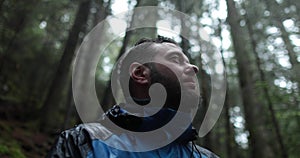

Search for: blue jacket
xmin=47 ymin=106 xmax=219 ymax=158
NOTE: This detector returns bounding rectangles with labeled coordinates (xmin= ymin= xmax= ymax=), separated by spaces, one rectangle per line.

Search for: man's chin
xmin=182 ymin=85 xmax=199 ymax=96
xmin=181 ymin=88 xmax=200 ymax=107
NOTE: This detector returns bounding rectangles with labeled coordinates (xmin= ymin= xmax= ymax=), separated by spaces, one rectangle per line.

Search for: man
xmin=47 ymin=36 xmax=219 ymax=158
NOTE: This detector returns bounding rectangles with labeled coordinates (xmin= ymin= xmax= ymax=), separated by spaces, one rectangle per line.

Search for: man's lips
xmin=182 ymin=79 xmax=197 ymax=89
xmin=182 ymin=78 xmax=196 ymax=84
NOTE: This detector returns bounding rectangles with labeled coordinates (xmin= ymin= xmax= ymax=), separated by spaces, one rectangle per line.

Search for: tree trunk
xmin=219 ymin=24 xmax=233 ymax=158
xmin=40 ymin=0 xmax=91 ymax=132
xmin=226 ymin=0 xmax=275 ymax=157
xmin=242 ymin=2 xmax=288 ymax=157
xmin=62 ymin=81 xmax=75 ymax=130
xmin=100 ymin=0 xmax=159 ymax=110
xmin=263 ymin=0 xmax=300 ymax=134
xmin=178 ymin=0 xmax=192 ymax=58
xmin=197 ymin=42 xmax=213 ymax=150
xmin=264 ymin=0 xmax=300 ymax=85
xmin=0 ymin=0 xmax=38 ymax=79
xmin=218 ymin=19 xmax=237 ymax=158
xmin=87 ymin=0 xmax=112 ymax=112
xmin=93 ymin=0 xmax=111 ymax=26
xmin=0 ymin=0 xmax=5 ymax=13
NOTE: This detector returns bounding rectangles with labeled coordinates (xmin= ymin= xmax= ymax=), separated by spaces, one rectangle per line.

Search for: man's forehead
xmin=162 ymin=42 xmax=180 ymax=47
xmin=161 ymin=42 xmax=181 ymax=50
xmin=150 ymin=42 xmax=192 ymax=64
xmin=153 ymin=42 xmax=183 ymax=55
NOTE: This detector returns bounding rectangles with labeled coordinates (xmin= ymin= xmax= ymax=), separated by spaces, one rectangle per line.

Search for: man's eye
xmin=170 ymin=56 xmax=181 ymax=63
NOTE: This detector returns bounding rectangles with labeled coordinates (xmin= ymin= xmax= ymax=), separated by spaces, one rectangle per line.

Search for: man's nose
xmin=185 ymin=64 xmax=199 ymax=74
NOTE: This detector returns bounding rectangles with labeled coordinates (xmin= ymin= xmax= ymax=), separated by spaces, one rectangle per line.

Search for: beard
xmin=149 ymin=63 xmax=200 ymax=113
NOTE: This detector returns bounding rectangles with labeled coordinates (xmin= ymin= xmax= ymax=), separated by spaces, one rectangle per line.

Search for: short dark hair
xmin=120 ymin=35 xmax=178 ymax=68
xmin=134 ymin=35 xmax=178 ymax=46
xmin=117 ymin=35 xmax=179 ymax=99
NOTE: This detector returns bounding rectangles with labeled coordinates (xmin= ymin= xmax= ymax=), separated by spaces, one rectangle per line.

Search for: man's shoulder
xmin=78 ymin=123 xmax=113 ymax=140
xmin=46 ymin=123 xmax=112 ymax=158
xmin=195 ymin=145 xmax=219 ymax=158
xmin=62 ymin=122 xmax=113 ymax=141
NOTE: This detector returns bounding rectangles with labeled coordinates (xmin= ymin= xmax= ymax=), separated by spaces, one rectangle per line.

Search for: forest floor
xmin=0 ymin=119 xmax=55 ymax=158
xmin=0 ymin=101 xmax=62 ymax=157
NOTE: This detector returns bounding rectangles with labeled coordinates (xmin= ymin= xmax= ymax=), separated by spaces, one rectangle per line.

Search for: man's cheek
xmin=155 ymin=64 xmax=174 ymax=77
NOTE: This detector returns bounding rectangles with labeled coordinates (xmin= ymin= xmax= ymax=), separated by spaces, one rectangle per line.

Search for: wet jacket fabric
xmin=47 ymin=105 xmax=219 ymax=158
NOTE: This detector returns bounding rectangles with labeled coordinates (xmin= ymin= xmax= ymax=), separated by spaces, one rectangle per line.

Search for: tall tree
xmin=217 ymin=18 xmax=237 ymax=158
xmin=264 ymin=0 xmax=300 ymax=88
xmin=226 ymin=0 xmax=276 ymax=157
xmin=101 ymin=0 xmax=159 ymax=109
xmin=40 ymin=0 xmax=92 ymax=132
xmin=241 ymin=1 xmax=288 ymax=157
xmin=0 ymin=0 xmax=39 ymax=101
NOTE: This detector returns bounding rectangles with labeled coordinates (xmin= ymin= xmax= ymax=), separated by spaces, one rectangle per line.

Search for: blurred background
xmin=0 ymin=0 xmax=299 ymax=157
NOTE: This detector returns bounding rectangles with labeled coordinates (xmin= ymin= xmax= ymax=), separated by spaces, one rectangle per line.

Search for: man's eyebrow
xmin=166 ymin=51 xmax=183 ymax=57
xmin=166 ymin=51 xmax=190 ymax=62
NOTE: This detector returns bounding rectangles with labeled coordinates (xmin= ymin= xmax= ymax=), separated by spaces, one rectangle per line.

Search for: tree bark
xmin=0 ymin=0 xmax=5 ymax=13
xmin=264 ymin=0 xmax=300 ymax=85
xmin=197 ymin=41 xmax=213 ymax=150
xmin=242 ymin=2 xmax=288 ymax=157
xmin=40 ymin=0 xmax=91 ymax=132
xmin=100 ymin=0 xmax=159 ymax=110
xmin=226 ymin=0 xmax=275 ymax=157
xmin=0 ymin=0 xmax=38 ymax=79
xmin=218 ymin=20 xmax=234 ymax=158
xmin=62 ymin=81 xmax=75 ymax=130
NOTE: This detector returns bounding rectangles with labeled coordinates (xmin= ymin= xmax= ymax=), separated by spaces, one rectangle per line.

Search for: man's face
xmin=151 ymin=42 xmax=199 ymax=96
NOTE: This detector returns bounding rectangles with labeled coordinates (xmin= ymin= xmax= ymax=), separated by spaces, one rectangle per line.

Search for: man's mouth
xmin=183 ymin=78 xmax=196 ymax=84
xmin=182 ymin=79 xmax=197 ymax=89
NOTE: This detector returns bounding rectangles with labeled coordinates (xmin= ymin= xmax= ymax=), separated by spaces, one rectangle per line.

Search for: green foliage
xmin=0 ymin=121 xmax=26 ymax=158
xmin=0 ymin=0 xmax=77 ymax=109
xmin=0 ymin=144 xmax=26 ymax=158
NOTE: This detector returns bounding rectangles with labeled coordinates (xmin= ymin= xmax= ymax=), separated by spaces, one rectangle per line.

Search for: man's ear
xmin=129 ymin=62 xmax=151 ymax=85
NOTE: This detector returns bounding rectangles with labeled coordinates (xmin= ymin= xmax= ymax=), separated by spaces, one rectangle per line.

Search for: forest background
xmin=0 ymin=0 xmax=299 ymax=157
